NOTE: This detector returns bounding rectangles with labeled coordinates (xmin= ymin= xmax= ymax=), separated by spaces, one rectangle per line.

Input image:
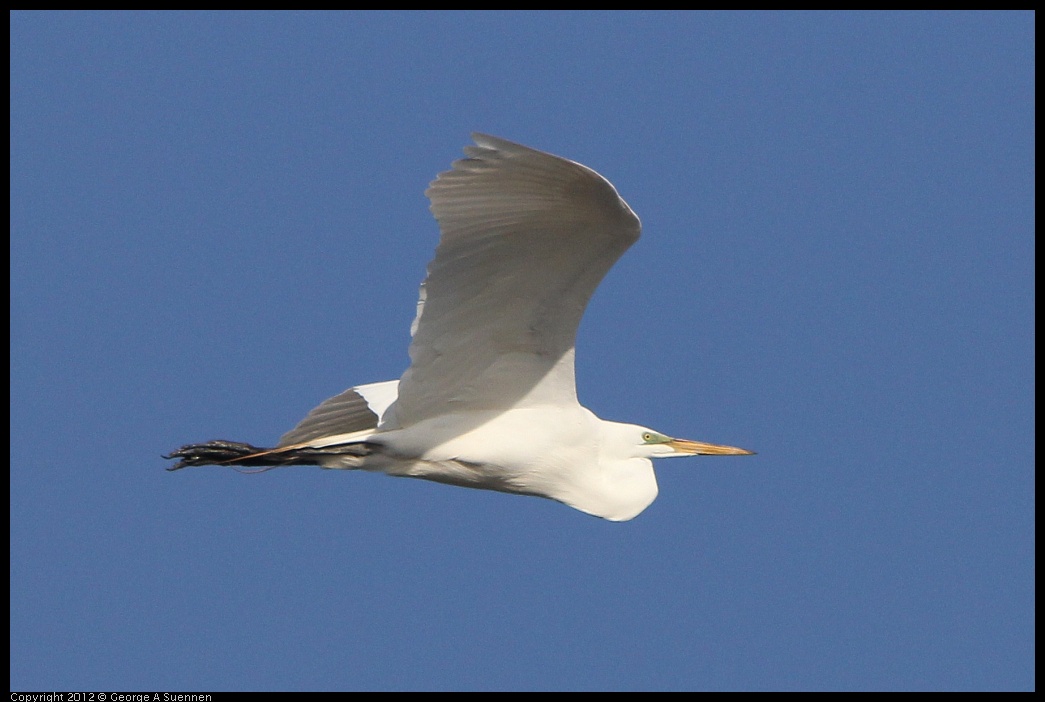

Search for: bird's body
xmin=166 ymin=134 xmax=753 ymax=521
xmin=322 ymin=389 xmax=659 ymax=522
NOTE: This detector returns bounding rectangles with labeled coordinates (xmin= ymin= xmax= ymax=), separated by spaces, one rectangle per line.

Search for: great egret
xmin=166 ymin=134 xmax=753 ymax=521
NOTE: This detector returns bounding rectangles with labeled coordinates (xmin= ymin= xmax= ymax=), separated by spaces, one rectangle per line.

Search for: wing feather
xmin=278 ymin=380 xmax=398 ymax=447
xmin=391 ymin=134 xmax=640 ymax=426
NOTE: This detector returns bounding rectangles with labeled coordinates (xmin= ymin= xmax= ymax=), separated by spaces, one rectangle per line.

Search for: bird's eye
xmin=642 ymin=432 xmax=672 ymax=444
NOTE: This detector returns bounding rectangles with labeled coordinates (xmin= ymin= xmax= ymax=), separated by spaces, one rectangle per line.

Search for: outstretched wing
xmin=391 ymin=134 xmax=640 ymax=427
xmin=277 ymin=380 xmax=399 ymax=447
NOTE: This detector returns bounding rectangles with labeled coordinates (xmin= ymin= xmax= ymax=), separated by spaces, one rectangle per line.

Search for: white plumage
xmin=167 ymin=134 xmax=753 ymax=521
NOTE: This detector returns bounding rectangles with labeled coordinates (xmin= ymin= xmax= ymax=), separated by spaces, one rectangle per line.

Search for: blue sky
xmin=10 ymin=11 xmax=1033 ymax=691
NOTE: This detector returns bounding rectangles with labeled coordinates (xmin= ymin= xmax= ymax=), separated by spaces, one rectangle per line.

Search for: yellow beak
xmin=668 ymin=438 xmax=756 ymax=456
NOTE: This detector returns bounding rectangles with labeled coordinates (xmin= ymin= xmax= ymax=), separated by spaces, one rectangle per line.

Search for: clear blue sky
xmin=11 ymin=11 xmax=1033 ymax=691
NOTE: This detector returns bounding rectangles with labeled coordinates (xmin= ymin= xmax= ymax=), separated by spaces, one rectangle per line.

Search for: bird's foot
xmin=163 ymin=440 xmax=268 ymax=471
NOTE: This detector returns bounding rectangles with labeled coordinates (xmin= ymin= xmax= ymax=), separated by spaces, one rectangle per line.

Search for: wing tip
xmin=468 ymin=132 xmax=547 ymax=159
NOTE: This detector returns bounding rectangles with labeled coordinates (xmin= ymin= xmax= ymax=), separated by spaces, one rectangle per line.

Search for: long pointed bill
xmin=667 ymin=438 xmax=755 ymax=456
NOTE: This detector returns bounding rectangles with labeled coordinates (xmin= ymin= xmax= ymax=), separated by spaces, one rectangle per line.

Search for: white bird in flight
xmin=166 ymin=134 xmax=753 ymax=521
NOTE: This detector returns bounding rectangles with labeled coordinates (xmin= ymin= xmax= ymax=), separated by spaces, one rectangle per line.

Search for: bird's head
xmin=635 ymin=428 xmax=755 ymax=459
xmin=573 ymin=421 xmax=754 ymax=521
